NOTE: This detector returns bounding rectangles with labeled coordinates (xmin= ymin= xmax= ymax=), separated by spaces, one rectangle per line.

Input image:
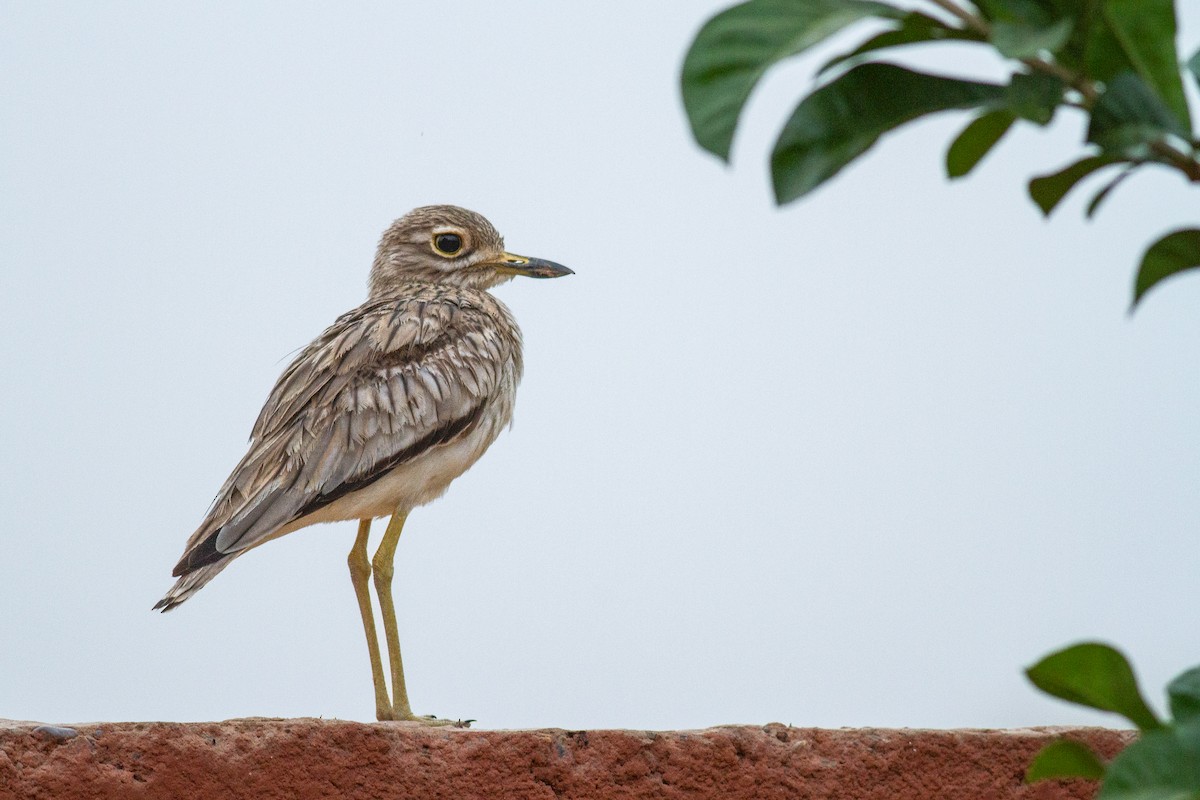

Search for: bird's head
xmin=369 ymin=205 xmax=573 ymax=296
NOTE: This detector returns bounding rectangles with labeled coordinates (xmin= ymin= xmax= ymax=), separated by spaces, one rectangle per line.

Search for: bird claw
xmin=390 ymin=714 xmax=472 ymax=728
xmin=425 ymin=715 xmax=473 ymax=729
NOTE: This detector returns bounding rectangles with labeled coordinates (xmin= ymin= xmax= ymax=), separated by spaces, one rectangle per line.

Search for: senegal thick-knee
xmin=156 ymin=206 xmax=572 ymax=723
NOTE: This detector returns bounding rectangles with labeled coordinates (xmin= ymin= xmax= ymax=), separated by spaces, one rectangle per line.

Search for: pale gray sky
xmin=2 ymin=2 xmax=1198 ymax=731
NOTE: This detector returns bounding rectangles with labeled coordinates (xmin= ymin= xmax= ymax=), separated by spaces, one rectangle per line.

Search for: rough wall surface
xmin=0 ymin=719 xmax=1131 ymax=800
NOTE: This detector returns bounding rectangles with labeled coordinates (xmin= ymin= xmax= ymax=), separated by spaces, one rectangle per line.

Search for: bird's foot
xmin=390 ymin=712 xmax=472 ymax=728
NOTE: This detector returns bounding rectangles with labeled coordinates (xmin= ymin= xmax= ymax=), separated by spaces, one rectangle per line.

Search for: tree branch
xmin=925 ymin=0 xmax=1098 ymax=105
xmin=1149 ymin=140 xmax=1200 ymax=181
xmin=926 ymin=0 xmax=990 ymax=36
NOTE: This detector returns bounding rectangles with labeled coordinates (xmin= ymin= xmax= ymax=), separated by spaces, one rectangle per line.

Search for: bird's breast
xmin=281 ymin=362 xmax=519 ymax=532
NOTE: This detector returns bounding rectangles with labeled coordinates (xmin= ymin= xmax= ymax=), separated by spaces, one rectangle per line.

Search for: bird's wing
xmin=172 ymin=292 xmax=514 ymax=576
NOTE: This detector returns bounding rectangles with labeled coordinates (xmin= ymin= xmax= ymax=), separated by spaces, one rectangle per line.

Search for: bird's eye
xmin=433 ymin=233 xmax=463 ymax=256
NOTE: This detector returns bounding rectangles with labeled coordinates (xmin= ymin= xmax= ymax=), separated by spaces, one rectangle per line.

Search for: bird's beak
xmin=489 ymin=252 xmax=574 ymax=279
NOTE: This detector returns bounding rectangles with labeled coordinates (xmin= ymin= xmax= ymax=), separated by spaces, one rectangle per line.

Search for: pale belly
xmin=276 ymin=393 xmax=513 ymax=534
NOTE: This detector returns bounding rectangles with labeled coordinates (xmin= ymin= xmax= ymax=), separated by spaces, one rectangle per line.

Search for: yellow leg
xmin=371 ymin=508 xmax=464 ymax=726
xmin=348 ymin=519 xmax=393 ymax=721
xmin=372 ymin=509 xmax=414 ymax=719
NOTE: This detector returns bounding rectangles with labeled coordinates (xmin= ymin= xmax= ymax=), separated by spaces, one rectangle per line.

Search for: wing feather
xmin=173 ymin=290 xmax=514 ymax=576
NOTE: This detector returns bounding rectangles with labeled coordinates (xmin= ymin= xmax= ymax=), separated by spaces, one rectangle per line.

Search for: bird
xmin=155 ymin=205 xmax=573 ymax=724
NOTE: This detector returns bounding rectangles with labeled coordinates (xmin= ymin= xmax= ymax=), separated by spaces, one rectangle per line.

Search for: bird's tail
xmin=153 ymin=557 xmax=236 ymax=612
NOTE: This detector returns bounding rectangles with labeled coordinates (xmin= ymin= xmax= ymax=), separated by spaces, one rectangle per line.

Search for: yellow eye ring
xmin=432 ymin=232 xmax=464 ymax=257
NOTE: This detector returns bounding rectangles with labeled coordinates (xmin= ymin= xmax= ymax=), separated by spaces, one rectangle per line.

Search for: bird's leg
xmin=372 ymin=509 xmax=414 ymax=720
xmin=372 ymin=508 xmax=458 ymax=726
xmin=348 ymin=519 xmax=393 ymax=721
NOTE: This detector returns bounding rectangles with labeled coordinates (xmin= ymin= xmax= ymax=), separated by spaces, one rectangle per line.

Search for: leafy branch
xmin=1024 ymin=643 xmax=1200 ymax=800
xmin=927 ymin=0 xmax=1098 ymax=102
xmin=680 ymin=0 xmax=1200 ymax=308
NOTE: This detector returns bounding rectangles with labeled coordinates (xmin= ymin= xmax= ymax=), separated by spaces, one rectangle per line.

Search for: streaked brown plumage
xmin=156 ymin=205 xmax=572 ymax=723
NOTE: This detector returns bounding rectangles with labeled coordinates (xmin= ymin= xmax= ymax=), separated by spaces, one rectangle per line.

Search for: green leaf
xmin=1101 ymin=0 xmax=1191 ymax=131
xmin=1188 ymin=46 xmax=1200 ymax=95
xmin=974 ymin=0 xmax=1058 ymax=26
xmin=1027 ymin=154 xmax=1123 ymax=216
xmin=1007 ymin=71 xmax=1065 ymax=124
xmin=1167 ymin=668 xmax=1200 ymax=723
xmin=947 ymin=110 xmax=1016 ymax=178
xmin=1088 ymin=72 xmax=1188 ymax=155
xmin=1079 ymin=9 xmax=1137 ymax=83
xmin=1084 ymin=164 xmax=1136 ymax=218
xmin=770 ymin=63 xmax=1006 ymax=203
xmin=1098 ymin=720 xmax=1200 ymax=800
xmin=1026 ymin=643 xmax=1164 ymax=731
xmin=991 ymin=17 xmax=1074 ymax=59
xmin=1027 ymin=739 xmax=1107 ymax=782
xmin=1133 ymin=228 xmax=1200 ymax=309
xmin=681 ymin=0 xmax=903 ymax=161
xmin=1044 ymin=4 xmax=1116 ymax=83
xmin=818 ymin=11 xmax=982 ymax=75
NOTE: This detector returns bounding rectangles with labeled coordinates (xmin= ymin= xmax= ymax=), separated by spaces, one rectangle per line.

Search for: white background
xmin=2 ymin=2 xmax=1197 ymax=731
